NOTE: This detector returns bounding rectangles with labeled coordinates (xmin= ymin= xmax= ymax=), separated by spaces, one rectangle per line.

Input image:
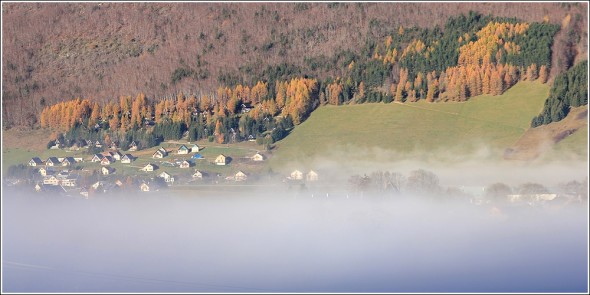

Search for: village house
xmin=91 ymin=181 xmax=104 ymax=190
xmin=101 ymin=156 xmax=115 ymax=165
xmin=192 ymin=170 xmax=207 ymax=179
xmin=128 ymin=141 xmax=138 ymax=151
xmin=45 ymin=157 xmax=61 ymax=167
xmin=35 ymin=183 xmax=67 ymax=195
xmin=191 ymin=144 xmax=200 ymax=153
xmin=111 ymin=151 xmax=123 ymax=161
xmin=80 ymin=189 xmax=89 ymax=199
xmin=235 ymin=171 xmax=248 ymax=182
xmin=74 ymin=157 xmax=84 ymax=163
xmin=141 ymin=163 xmax=157 ymax=172
xmin=121 ymin=154 xmax=134 ymax=164
xmin=91 ymin=154 xmax=104 ymax=162
xmin=306 ymin=170 xmax=319 ymax=182
xmin=95 ymin=140 xmax=102 ymax=148
xmin=251 ymin=152 xmax=265 ymax=162
xmin=290 ymin=170 xmax=303 ymax=180
xmin=177 ymin=145 xmax=190 ymax=155
xmin=29 ymin=157 xmax=44 ymax=167
xmin=215 ymin=154 xmax=227 ymax=165
xmin=61 ymin=157 xmax=76 ymax=167
xmin=152 ymin=147 xmax=168 ymax=158
xmin=140 ymin=182 xmax=161 ymax=192
xmin=85 ymin=139 xmax=93 ymax=147
xmin=159 ymin=171 xmax=175 ymax=183
xmin=110 ymin=142 xmax=119 ymax=150
xmin=179 ymin=160 xmax=192 ymax=169
xmin=140 ymin=182 xmax=151 ymax=192
xmin=102 ymin=166 xmax=116 ymax=175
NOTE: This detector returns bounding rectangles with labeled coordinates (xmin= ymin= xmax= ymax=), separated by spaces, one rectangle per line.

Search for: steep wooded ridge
xmin=2 ymin=2 xmax=587 ymax=128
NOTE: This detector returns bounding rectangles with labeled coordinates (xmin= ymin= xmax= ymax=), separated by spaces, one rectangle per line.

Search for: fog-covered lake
xmin=2 ymin=191 xmax=588 ymax=293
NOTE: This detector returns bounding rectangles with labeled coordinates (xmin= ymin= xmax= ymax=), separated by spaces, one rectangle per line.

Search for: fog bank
xmin=2 ymin=191 xmax=588 ymax=293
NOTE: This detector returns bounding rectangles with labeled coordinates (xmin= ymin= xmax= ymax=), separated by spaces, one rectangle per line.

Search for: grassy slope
xmin=269 ymin=81 xmax=553 ymax=171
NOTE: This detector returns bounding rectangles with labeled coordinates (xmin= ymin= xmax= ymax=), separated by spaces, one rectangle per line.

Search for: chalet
xmin=102 ymin=166 xmax=115 ymax=175
xmin=128 ymin=141 xmax=138 ymax=151
xmin=29 ymin=157 xmax=44 ymax=167
xmin=85 ymin=139 xmax=93 ymax=147
xmin=152 ymin=148 xmax=168 ymax=158
xmin=95 ymin=140 xmax=102 ymax=148
xmin=179 ymin=160 xmax=192 ymax=168
xmin=91 ymin=154 xmax=104 ymax=162
xmin=110 ymin=142 xmax=119 ymax=150
xmin=290 ymin=170 xmax=303 ymax=180
xmin=121 ymin=154 xmax=134 ymax=164
xmin=215 ymin=154 xmax=227 ymax=165
xmin=235 ymin=171 xmax=248 ymax=182
xmin=248 ymin=135 xmax=256 ymax=142
xmin=159 ymin=171 xmax=175 ymax=183
xmin=192 ymin=170 xmax=207 ymax=179
xmin=61 ymin=157 xmax=76 ymax=166
xmin=251 ymin=152 xmax=265 ymax=162
xmin=49 ymin=141 xmax=62 ymax=149
xmin=306 ymin=170 xmax=319 ymax=182
xmin=141 ymin=163 xmax=157 ymax=172
xmin=112 ymin=151 xmax=123 ymax=161
xmin=74 ymin=157 xmax=84 ymax=163
xmin=177 ymin=145 xmax=190 ymax=154
xmin=38 ymin=167 xmax=55 ymax=177
xmin=191 ymin=144 xmax=200 ymax=153
xmin=100 ymin=156 xmax=114 ymax=165
xmin=45 ymin=157 xmax=61 ymax=167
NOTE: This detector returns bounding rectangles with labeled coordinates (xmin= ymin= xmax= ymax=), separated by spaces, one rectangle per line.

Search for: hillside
xmin=268 ymin=81 xmax=569 ymax=171
xmin=2 ymin=2 xmax=587 ymax=128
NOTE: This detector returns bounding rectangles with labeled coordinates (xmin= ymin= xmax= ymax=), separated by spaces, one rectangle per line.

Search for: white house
xmin=192 ymin=170 xmax=205 ymax=179
xmin=100 ymin=156 xmax=114 ymax=165
xmin=112 ymin=151 xmax=123 ymax=161
xmin=29 ymin=157 xmax=44 ymax=167
xmin=159 ymin=171 xmax=175 ymax=183
xmin=306 ymin=170 xmax=319 ymax=182
xmin=141 ymin=163 xmax=157 ymax=172
xmin=251 ymin=152 xmax=265 ymax=162
xmin=101 ymin=166 xmax=115 ymax=175
xmin=45 ymin=157 xmax=61 ymax=167
xmin=91 ymin=154 xmax=104 ymax=162
xmin=290 ymin=170 xmax=303 ymax=180
xmin=215 ymin=154 xmax=227 ymax=165
xmin=179 ymin=160 xmax=192 ymax=168
xmin=235 ymin=171 xmax=248 ymax=182
xmin=121 ymin=154 xmax=134 ymax=164
xmin=177 ymin=145 xmax=190 ymax=154
xmin=152 ymin=148 xmax=168 ymax=158
xmin=191 ymin=144 xmax=200 ymax=153
xmin=128 ymin=141 xmax=138 ymax=151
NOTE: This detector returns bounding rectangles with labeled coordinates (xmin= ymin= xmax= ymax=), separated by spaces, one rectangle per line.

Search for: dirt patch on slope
xmin=504 ymin=106 xmax=588 ymax=161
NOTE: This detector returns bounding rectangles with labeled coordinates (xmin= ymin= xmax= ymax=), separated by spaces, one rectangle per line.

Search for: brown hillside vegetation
xmin=2 ymin=2 xmax=587 ymax=127
xmin=504 ymin=106 xmax=588 ymax=161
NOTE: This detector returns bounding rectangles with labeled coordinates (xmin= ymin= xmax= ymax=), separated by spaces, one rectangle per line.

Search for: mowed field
xmin=269 ymin=81 xmax=559 ymax=171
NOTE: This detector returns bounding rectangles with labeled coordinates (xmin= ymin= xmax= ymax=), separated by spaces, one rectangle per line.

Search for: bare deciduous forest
xmin=2 ymin=2 xmax=587 ymax=128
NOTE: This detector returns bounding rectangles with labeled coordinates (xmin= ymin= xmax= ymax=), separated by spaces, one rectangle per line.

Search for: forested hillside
xmin=2 ymin=2 xmax=587 ymax=128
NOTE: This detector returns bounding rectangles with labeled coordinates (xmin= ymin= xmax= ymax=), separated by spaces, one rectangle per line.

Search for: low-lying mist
xmin=2 ymin=188 xmax=588 ymax=293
